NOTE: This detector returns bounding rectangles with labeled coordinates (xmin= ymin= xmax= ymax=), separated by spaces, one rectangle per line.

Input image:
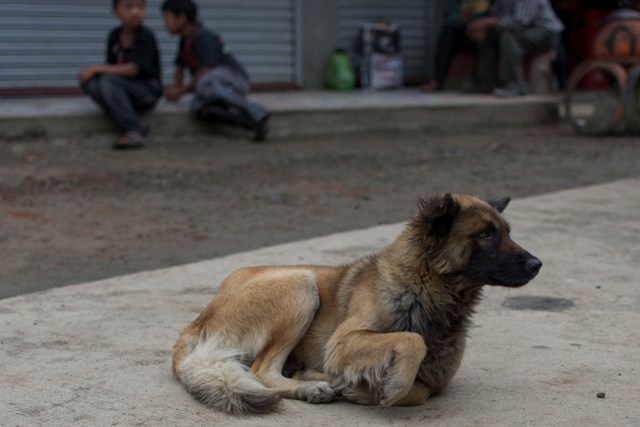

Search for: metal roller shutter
xmin=337 ymin=0 xmax=432 ymax=82
xmin=0 ymin=0 xmax=298 ymax=91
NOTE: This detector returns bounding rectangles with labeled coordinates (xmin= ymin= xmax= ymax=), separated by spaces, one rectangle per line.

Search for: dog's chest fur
xmin=383 ymin=281 xmax=482 ymax=391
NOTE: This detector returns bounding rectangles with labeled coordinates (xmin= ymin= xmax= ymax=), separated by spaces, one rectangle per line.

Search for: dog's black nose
xmin=525 ymin=257 xmax=542 ymax=275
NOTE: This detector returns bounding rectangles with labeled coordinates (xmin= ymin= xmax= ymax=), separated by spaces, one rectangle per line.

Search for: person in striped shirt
xmin=465 ymin=0 xmax=564 ymax=96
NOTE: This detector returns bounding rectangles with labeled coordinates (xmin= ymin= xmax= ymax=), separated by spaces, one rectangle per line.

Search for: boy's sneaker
xmin=113 ymin=131 xmax=146 ymax=149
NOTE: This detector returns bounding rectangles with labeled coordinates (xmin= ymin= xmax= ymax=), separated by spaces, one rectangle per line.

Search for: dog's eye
xmin=477 ymin=230 xmax=492 ymax=240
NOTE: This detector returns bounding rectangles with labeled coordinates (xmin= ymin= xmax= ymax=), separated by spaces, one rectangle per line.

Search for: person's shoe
xmin=113 ymin=131 xmax=146 ymax=149
xmin=493 ymin=82 xmax=527 ymax=98
xmin=248 ymin=113 xmax=271 ymax=142
xmin=196 ymin=105 xmax=211 ymax=121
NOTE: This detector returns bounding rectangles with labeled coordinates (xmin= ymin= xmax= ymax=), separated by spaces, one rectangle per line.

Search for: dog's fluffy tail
xmin=175 ymin=337 xmax=282 ymax=415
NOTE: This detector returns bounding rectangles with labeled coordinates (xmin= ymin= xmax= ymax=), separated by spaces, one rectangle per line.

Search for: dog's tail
xmin=173 ymin=336 xmax=282 ymax=415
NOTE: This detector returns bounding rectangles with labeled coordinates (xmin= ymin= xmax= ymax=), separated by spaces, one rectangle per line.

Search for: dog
xmin=172 ymin=193 xmax=542 ymax=414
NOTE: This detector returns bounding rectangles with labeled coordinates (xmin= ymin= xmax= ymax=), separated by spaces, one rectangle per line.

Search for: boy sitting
xmin=161 ymin=0 xmax=270 ymax=141
xmin=79 ymin=0 xmax=162 ymax=149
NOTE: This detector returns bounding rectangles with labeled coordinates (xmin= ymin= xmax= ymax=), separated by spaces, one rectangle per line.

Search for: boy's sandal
xmin=113 ymin=131 xmax=146 ymax=149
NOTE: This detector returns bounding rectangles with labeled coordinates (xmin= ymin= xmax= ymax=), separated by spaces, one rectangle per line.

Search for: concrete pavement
xmin=1 ymin=178 xmax=639 ymax=426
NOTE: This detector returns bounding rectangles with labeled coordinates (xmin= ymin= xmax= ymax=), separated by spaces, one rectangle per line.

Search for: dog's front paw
xmin=375 ymin=378 xmax=412 ymax=407
xmin=375 ymin=351 xmax=415 ymax=407
xmin=339 ymin=383 xmax=377 ymax=405
xmin=296 ymin=382 xmax=336 ymax=404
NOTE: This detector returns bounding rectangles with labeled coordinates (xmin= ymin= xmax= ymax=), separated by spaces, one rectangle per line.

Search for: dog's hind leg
xmin=253 ymin=349 xmax=335 ymax=404
xmin=292 ymin=370 xmax=332 ymax=382
xmin=174 ymin=267 xmax=335 ymax=413
xmin=249 ymin=269 xmax=336 ymax=404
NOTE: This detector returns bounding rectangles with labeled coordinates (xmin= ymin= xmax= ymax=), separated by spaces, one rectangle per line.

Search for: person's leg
xmin=95 ymin=74 xmax=158 ymax=135
xmin=190 ymin=83 xmax=246 ymax=126
xmin=194 ymin=68 xmax=270 ymax=140
xmin=461 ymin=32 xmax=481 ymax=86
xmin=83 ymin=76 xmax=108 ymax=111
xmin=130 ymin=81 xmax=162 ymax=115
xmin=192 ymin=98 xmax=247 ymax=126
xmin=552 ymin=37 xmax=568 ymax=90
xmin=496 ymin=28 xmax=555 ymax=93
xmin=195 ymin=68 xmax=269 ymax=127
xmin=432 ymin=27 xmax=462 ymax=89
xmin=475 ymin=30 xmax=499 ymax=92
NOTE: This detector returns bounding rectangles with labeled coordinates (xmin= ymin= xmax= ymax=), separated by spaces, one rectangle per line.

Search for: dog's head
xmin=410 ymin=193 xmax=542 ymax=287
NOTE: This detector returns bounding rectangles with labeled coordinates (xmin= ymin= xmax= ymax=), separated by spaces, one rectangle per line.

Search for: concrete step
xmin=0 ymin=89 xmax=561 ymax=141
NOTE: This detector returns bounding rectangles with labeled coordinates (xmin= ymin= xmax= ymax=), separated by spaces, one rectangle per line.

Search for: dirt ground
xmin=1 ymin=123 xmax=639 ymax=299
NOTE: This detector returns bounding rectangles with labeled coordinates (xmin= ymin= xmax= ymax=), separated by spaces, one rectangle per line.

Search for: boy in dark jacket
xmin=79 ymin=0 xmax=162 ymax=149
xmin=161 ymin=0 xmax=270 ymax=141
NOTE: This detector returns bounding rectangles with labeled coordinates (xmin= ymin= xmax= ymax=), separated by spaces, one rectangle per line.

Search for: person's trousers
xmin=434 ymin=26 xmax=477 ymax=87
xmin=476 ymin=28 xmax=558 ymax=90
xmin=84 ymin=75 xmax=161 ymax=135
xmin=192 ymin=67 xmax=268 ymax=128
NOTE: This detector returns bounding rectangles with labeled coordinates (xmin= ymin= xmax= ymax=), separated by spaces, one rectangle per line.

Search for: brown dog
xmin=172 ymin=193 xmax=542 ymax=414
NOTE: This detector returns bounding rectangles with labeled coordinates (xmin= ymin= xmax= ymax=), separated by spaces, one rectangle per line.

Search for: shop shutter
xmin=0 ymin=0 xmax=297 ymax=91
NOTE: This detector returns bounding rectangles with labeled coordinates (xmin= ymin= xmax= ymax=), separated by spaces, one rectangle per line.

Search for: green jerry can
xmin=325 ymin=48 xmax=355 ymax=91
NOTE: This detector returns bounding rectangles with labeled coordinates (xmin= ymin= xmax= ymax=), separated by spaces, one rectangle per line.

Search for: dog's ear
xmin=412 ymin=193 xmax=461 ymax=252
xmin=487 ymin=196 xmax=511 ymax=213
